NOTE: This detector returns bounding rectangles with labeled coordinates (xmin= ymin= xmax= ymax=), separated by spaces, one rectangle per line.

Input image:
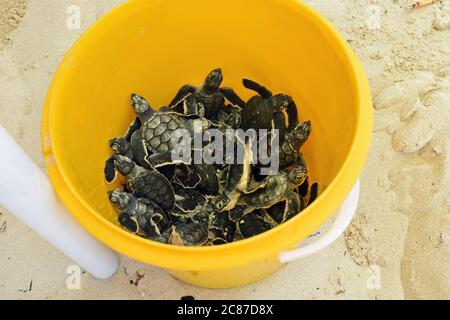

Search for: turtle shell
xmin=169 ymin=223 xmax=209 ymax=246
xmin=240 ymin=172 xmax=289 ymax=209
xmin=237 ymin=210 xmax=277 ymax=239
xmin=127 ymin=169 xmax=175 ymax=211
xmin=141 ymin=113 xmax=184 ymax=154
xmin=173 ymin=184 xmax=207 ymax=213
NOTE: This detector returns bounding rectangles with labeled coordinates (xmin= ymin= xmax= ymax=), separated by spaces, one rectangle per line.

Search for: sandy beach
xmin=0 ymin=0 xmax=449 ymax=299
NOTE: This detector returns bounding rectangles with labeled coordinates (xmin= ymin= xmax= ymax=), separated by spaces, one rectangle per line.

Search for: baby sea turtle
xmin=112 ymin=155 xmax=175 ymax=211
xmin=240 ymin=79 xmax=293 ymax=131
xmin=239 ymin=165 xmax=308 ymax=211
xmin=296 ymin=180 xmax=319 ymax=208
xmin=104 ymin=99 xmax=150 ymax=184
xmin=253 ymin=120 xmax=311 ymax=180
xmin=278 ymin=121 xmax=312 ymax=168
xmin=132 ymin=94 xmax=210 ymax=168
xmin=166 ymin=223 xmax=209 ymax=246
xmin=267 ymin=180 xmax=319 ymax=225
xmin=104 ymin=131 xmax=150 ymax=182
xmin=264 ymin=189 xmax=303 ymax=224
xmin=242 ymin=79 xmax=299 ymax=136
xmin=208 ymin=211 xmax=236 ymax=244
xmin=108 ymin=190 xmax=171 ymax=242
xmin=236 ymin=209 xmax=277 ymax=239
xmin=172 ymin=184 xmax=207 ymax=214
xmin=169 ymin=68 xmax=245 ymax=119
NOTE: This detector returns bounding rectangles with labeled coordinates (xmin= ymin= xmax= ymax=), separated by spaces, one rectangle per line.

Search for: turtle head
xmin=275 ymin=93 xmax=292 ymax=109
xmin=108 ymin=190 xmax=133 ymax=210
xmin=204 ymin=68 xmax=223 ymax=91
xmin=292 ymin=121 xmax=312 ymax=142
xmin=109 ymin=138 xmax=129 ymax=155
xmin=113 ymin=155 xmax=136 ymax=176
xmin=131 ymin=94 xmax=151 ymax=116
xmin=271 ymin=94 xmax=292 ymax=112
xmin=288 ymin=165 xmax=308 ymax=188
xmin=214 ymin=194 xmax=230 ymax=212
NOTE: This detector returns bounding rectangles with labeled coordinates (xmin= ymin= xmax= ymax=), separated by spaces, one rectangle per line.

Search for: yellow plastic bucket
xmin=41 ymin=0 xmax=372 ymax=288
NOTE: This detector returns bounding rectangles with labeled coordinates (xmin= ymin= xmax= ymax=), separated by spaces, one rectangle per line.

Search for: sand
xmin=0 ymin=0 xmax=449 ymax=299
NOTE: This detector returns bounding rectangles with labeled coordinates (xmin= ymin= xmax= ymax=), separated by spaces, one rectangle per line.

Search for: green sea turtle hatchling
xmin=240 ymin=79 xmax=293 ymax=131
xmin=266 ymin=180 xmax=318 ymax=225
xmin=112 ymin=155 xmax=175 ymax=211
xmin=208 ymin=211 xmax=236 ymax=244
xmin=169 ymin=68 xmax=246 ymax=119
xmin=297 ymin=180 xmax=318 ymax=208
xmin=172 ymin=184 xmax=207 ymax=214
xmin=242 ymin=79 xmax=299 ymax=134
xmin=108 ymin=190 xmax=171 ymax=242
xmin=236 ymin=209 xmax=278 ymax=239
xmin=132 ymin=93 xmax=210 ymax=168
xmin=278 ymin=120 xmax=311 ymax=168
xmin=104 ymin=131 xmax=149 ymax=183
xmin=239 ymin=165 xmax=308 ymax=211
xmin=166 ymin=223 xmax=209 ymax=246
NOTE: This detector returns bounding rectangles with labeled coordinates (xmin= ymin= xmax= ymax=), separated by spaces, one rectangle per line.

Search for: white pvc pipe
xmin=0 ymin=125 xmax=119 ymax=279
xmin=279 ymin=180 xmax=360 ymax=263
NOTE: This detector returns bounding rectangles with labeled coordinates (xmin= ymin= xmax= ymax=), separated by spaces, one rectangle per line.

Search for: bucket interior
xmin=49 ymin=0 xmax=358 ymax=231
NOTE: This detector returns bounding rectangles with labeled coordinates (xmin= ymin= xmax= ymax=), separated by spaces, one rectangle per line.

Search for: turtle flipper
xmin=124 ymin=118 xmax=141 ymax=142
xmin=297 ymin=177 xmax=309 ymax=198
xmin=192 ymin=164 xmax=220 ymax=195
xmin=118 ymin=212 xmax=139 ymax=234
xmin=104 ymin=156 xmax=117 ymax=183
xmin=237 ymin=210 xmax=275 ymax=239
xmin=130 ymin=131 xmax=148 ymax=167
xmin=284 ymin=191 xmax=302 ymax=222
xmin=220 ymin=87 xmax=246 ymax=108
xmin=307 ymin=182 xmax=319 ymax=207
xmin=272 ymin=111 xmax=287 ymax=144
xmin=286 ymin=101 xmax=299 ymax=131
xmin=169 ymin=84 xmax=196 ymax=107
xmin=183 ymin=93 xmax=202 ymax=116
xmin=243 ymin=79 xmax=273 ymax=99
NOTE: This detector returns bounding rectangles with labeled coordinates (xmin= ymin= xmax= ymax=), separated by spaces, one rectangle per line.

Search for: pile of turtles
xmin=105 ymin=69 xmax=317 ymax=246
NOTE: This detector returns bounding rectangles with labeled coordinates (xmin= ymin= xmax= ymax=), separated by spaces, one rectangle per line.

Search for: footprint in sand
xmin=401 ymin=211 xmax=450 ymax=299
xmin=433 ymin=7 xmax=450 ymax=31
xmin=372 ymin=72 xmax=436 ymax=132
xmin=386 ymin=70 xmax=450 ymax=297
xmin=392 ymin=107 xmax=436 ymax=153
xmin=388 ymin=157 xmax=444 ymax=215
xmin=386 ymin=70 xmax=449 ymax=215
xmin=387 ymin=71 xmax=448 ymax=154
xmin=0 ymin=0 xmax=27 ymax=49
